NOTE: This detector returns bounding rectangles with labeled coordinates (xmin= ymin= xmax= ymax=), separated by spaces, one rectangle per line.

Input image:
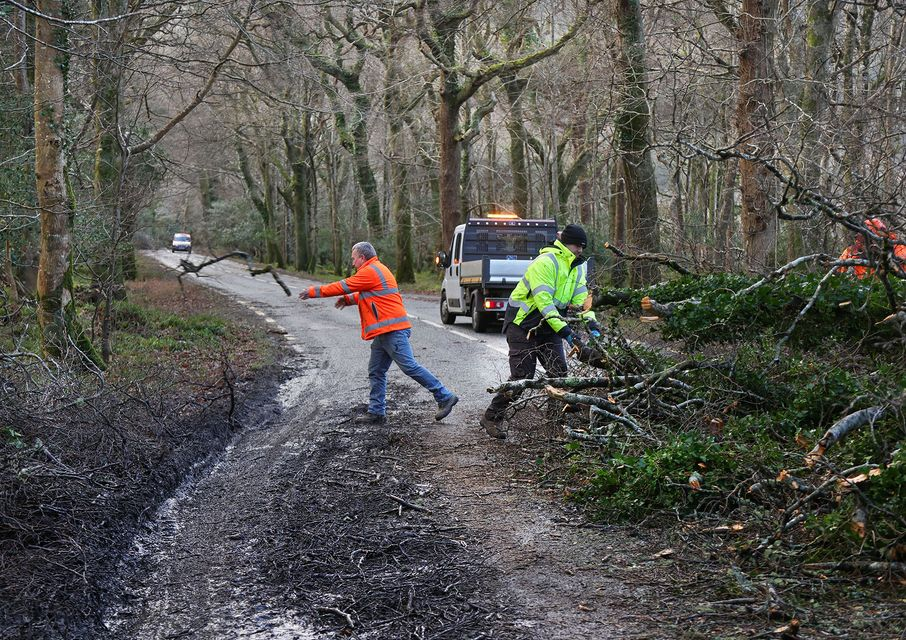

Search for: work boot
xmin=479 ymin=414 xmax=506 ymax=439
xmin=354 ymin=412 xmax=387 ymax=426
xmin=435 ymin=394 xmax=459 ymax=421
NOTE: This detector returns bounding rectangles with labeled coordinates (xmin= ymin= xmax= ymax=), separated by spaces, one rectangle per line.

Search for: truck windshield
xmin=174 ymin=234 xmax=191 ymax=241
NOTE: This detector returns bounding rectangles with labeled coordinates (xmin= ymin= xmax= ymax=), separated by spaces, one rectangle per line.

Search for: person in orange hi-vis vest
xmin=299 ymin=241 xmax=458 ymax=425
xmin=837 ymin=218 xmax=906 ymax=279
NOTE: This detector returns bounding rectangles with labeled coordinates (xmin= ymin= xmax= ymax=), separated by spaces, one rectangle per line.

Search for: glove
xmin=557 ymin=325 xmax=574 ymax=345
xmin=587 ymin=321 xmax=601 ymax=338
xmin=589 ymin=329 xmax=601 ymax=339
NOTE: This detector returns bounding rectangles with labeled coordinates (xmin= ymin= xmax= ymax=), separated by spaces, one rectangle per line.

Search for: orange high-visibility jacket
xmin=837 ymin=238 xmax=906 ymax=279
xmin=306 ymin=257 xmax=412 ymax=340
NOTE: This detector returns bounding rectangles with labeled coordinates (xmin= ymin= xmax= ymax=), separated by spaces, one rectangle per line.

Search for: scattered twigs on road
xmin=315 ymin=606 xmax=356 ymax=629
xmin=386 ymin=493 xmax=432 ymax=513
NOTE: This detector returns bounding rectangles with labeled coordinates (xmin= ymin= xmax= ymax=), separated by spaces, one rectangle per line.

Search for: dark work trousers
xmin=484 ymin=323 xmax=568 ymax=421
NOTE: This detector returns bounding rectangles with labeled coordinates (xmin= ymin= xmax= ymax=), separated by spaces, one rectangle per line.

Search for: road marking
xmin=484 ymin=342 xmax=509 ymax=355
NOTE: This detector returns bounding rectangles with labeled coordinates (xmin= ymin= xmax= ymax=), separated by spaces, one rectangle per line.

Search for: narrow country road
xmin=104 ymin=252 xmax=664 ymax=639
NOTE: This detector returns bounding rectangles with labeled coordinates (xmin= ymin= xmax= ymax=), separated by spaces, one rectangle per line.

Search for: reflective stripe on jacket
xmin=506 ymin=240 xmax=596 ymax=333
xmin=307 ymin=257 xmax=412 ymax=340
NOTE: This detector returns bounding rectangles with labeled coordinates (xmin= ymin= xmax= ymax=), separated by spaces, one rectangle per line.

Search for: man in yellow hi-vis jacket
xmin=480 ymin=224 xmax=600 ymax=439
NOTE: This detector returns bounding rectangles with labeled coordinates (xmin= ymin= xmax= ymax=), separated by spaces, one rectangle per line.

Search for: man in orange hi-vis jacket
xmin=299 ymin=241 xmax=458 ymax=425
xmin=837 ymin=218 xmax=906 ymax=279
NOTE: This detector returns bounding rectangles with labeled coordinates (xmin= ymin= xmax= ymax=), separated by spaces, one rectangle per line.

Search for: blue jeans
xmin=368 ymin=329 xmax=454 ymax=416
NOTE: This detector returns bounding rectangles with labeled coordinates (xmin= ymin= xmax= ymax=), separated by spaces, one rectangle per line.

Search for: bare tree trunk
xmin=737 ymin=0 xmax=777 ymax=272
xmin=610 ymin=159 xmax=627 ymax=286
xmin=578 ymin=178 xmax=593 ymax=227
xmin=438 ymin=83 xmax=463 ymax=248
xmin=714 ymin=158 xmax=738 ymax=270
xmin=613 ymin=0 xmax=661 ymax=286
xmin=325 ymin=137 xmax=343 ymax=275
xmin=4 ymin=240 xmax=18 ymax=303
xmin=671 ymin=162 xmax=685 ymax=254
xmin=34 ymin=0 xmax=71 ymax=356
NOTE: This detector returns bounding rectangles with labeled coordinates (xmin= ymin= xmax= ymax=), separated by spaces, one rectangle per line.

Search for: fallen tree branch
xmin=604 ymin=243 xmax=695 ymax=276
xmin=805 ymin=406 xmax=888 ymax=467
xmin=733 ymin=254 xmax=829 ymax=298
xmin=773 ymin=264 xmax=838 ymax=362
xmin=176 ymin=252 xmax=291 ymax=296
xmin=490 ymin=374 xmax=694 ymax=395
xmin=802 ymin=561 xmax=906 ymax=576
xmin=589 ymin=405 xmax=656 ymax=441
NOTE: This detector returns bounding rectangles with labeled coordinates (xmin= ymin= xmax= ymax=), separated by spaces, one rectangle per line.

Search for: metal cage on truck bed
xmin=460 ymin=218 xmax=558 ymax=262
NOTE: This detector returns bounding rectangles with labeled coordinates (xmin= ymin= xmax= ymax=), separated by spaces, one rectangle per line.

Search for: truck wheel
xmin=440 ymin=293 xmax=456 ymax=325
xmin=471 ymin=292 xmax=488 ymax=333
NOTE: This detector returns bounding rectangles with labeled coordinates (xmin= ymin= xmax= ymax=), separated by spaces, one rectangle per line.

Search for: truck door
xmin=446 ymin=230 xmax=464 ymax=309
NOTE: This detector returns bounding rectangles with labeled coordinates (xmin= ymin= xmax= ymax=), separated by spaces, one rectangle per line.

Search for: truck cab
xmin=436 ymin=215 xmax=557 ymax=332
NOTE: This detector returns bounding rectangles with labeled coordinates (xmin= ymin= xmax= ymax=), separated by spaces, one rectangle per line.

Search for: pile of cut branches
xmin=496 ymin=272 xmax=905 ymax=573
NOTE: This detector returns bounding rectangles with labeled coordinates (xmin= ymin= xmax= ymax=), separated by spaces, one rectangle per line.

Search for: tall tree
xmin=384 ymin=15 xmax=416 ymax=282
xmin=300 ymin=15 xmax=384 ymax=236
xmin=612 ymin=0 xmax=660 ymax=285
xmin=736 ymin=0 xmax=776 ymax=271
xmin=417 ymin=0 xmax=589 ymax=247
xmin=33 ymin=0 xmax=70 ymax=356
xmin=797 ymin=0 xmax=836 ymax=252
xmin=281 ymin=111 xmax=316 ymax=272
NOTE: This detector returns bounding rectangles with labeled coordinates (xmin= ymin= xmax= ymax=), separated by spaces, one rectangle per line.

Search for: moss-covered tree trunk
xmin=798 ymin=0 xmax=835 ymax=253
xmin=502 ymin=73 xmax=530 ymax=218
xmin=237 ymin=142 xmax=284 ymax=267
xmin=347 ymin=94 xmax=382 ymax=236
xmin=282 ymin=112 xmax=315 ymax=272
xmin=34 ymin=0 xmax=70 ymax=356
xmin=323 ymin=135 xmax=344 ymax=275
xmin=714 ymin=157 xmax=738 ymax=270
xmin=385 ymin=22 xmax=415 ymax=282
xmin=14 ymin=8 xmax=32 ymax=136
xmin=613 ymin=0 xmax=660 ymax=286
xmin=305 ymin=48 xmax=383 ymax=236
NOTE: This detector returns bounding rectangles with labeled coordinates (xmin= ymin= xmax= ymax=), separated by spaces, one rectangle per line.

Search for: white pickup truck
xmin=436 ymin=216 xmax=557 ymax=332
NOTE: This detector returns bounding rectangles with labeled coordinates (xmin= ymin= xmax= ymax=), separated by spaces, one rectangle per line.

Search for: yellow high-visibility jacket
xmin=505 ymin=240 xmax=596 ymax=334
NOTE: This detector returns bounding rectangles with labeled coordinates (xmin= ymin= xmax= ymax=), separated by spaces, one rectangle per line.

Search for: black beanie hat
xmin=559 ymin=224 xmax=588 ymax=248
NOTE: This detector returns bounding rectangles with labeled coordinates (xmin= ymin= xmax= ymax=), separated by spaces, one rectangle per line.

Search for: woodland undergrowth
xmin=519 ymin=272 xmax=904 ymax=573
